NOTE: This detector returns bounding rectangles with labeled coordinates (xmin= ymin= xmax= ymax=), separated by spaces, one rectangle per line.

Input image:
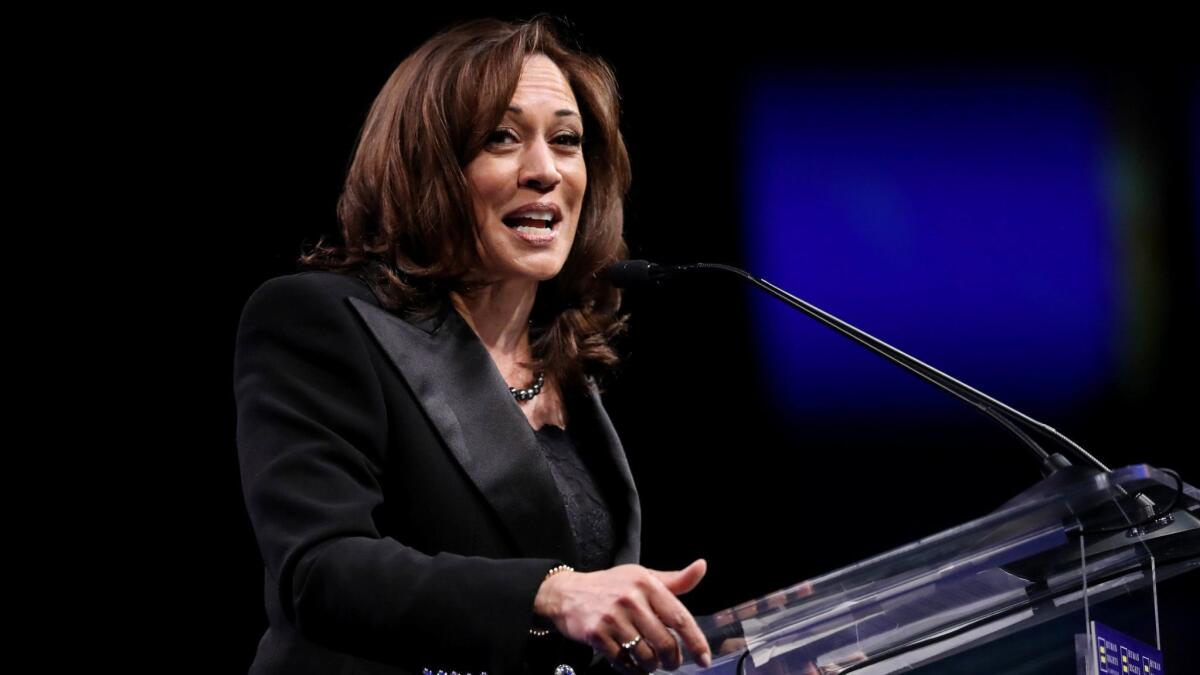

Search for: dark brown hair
xmin=299 ymin=15 xmax=632 ymax=393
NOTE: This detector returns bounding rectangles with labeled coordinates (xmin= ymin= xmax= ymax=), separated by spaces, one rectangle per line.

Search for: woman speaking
xmin=233 ymin=15 xmax=713 ymax=675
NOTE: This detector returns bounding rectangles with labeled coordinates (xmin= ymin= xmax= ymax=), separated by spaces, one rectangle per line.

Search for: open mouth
xmin=501 ymin=204 xmax=563 ymax=242
xmin=502 ymin=215 xmax=558 ymax=231
xmin=502 ymin=212 xmax=561 ymax=242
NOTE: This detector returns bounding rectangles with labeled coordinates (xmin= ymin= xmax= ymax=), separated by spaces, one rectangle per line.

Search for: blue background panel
xmin=743 ymin=70 xmax=1116 ymax=420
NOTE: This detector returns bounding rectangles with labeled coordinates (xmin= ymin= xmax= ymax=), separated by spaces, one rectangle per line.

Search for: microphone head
xmin=605 ymin=259 xmax=653 ymax=288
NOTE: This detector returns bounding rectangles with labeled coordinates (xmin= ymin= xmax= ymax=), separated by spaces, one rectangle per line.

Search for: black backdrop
xmin=170 ymin=9 xmax=1197 ymax=671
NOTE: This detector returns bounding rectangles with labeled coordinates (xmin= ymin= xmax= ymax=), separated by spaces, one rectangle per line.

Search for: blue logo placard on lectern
xmin=1085 ymin=621 xmax=1164 ymax=675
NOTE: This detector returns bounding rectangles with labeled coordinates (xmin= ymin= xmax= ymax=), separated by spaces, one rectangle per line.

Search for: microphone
xmin=607 ymin=260 xmax=1192 ymax=578
xmin=604 ymin=260 xmax=679 ymax=286
xmin=605 ymin=259 xmax=1109 ymax=476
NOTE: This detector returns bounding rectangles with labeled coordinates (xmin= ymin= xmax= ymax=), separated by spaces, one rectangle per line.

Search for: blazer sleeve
xmin=233 ymin=273 xmax=564 ymax=672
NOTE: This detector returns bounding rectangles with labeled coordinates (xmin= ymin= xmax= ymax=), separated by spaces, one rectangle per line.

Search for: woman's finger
xmin=590 ymin=610 xmax=657 ymax=671
xmin=588 ymin=571 xmax=681 ymax=671
xmin=652 ymin=559 xmax=707 ymax=596
xmin=623 ymin=593 xmax=684 ymax=670
xmin=611 ymin=650 xmax=648 ymax=675
xmin=618 ymin=627 xmax=662 ymax=672
xmin=643 ymin=574 xmax=713 ymax=667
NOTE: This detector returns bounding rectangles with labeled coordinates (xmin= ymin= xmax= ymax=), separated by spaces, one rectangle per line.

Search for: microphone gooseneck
xmin=605 ymin=259 xmax=1111 ymax=476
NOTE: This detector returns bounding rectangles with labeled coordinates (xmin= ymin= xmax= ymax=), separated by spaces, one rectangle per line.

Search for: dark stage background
xmin=178 ymin=9 xmax=1198 ymax=671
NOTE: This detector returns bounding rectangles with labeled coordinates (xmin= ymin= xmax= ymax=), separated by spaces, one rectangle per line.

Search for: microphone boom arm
xmin=667 ymin=262 xmax=1110 ymax=474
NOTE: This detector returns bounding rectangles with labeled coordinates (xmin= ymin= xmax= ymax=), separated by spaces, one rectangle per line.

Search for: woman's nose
xmin=519 ymin=138 xmax=562 ymax=191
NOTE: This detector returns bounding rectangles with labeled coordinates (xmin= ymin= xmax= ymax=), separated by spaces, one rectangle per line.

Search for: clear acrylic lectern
xmin=675 ymin=465 xmax=1199 ymax=675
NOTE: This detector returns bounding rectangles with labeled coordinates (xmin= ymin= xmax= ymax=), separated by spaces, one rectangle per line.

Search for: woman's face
xmin=463 ymin=53 xmax=586 ymax=285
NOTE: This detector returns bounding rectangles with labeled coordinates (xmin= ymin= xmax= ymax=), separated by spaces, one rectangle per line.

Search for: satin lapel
xmin=346 ymin=296 xmax=578 ymax=564
xmin=578 ymin=379 xmax=642 ymax=565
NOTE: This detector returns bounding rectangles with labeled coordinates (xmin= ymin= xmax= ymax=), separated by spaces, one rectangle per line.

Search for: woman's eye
xmin=486 ymin=129 xmax=582 ymax=147
xmin=555 ymin=133 xmax=583 ymax=147
xmin=487 ymin=129 xmax=517 ymax=145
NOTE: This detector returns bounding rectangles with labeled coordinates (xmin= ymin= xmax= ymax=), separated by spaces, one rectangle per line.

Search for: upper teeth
xmin=513 ymin=211 xmax=554 ymax=221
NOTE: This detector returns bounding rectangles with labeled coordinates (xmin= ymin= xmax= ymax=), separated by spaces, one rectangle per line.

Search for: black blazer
xmin=234 ymin=270 xmax=642 ymax=675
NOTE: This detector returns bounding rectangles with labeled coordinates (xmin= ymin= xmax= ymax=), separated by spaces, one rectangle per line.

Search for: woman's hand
xmin=533 ymin=559 xmax=714 ymax=672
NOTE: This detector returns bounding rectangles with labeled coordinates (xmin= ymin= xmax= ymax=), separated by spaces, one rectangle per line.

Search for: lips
xmin=502 ymin=202 xmax=562 ymax=229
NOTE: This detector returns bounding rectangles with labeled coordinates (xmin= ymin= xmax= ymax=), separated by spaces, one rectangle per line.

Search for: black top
xmin=533 ymin=423 xmax=617 ymax=572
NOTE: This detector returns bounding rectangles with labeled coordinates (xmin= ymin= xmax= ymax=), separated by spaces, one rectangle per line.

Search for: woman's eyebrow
xmin=507 ymin=105 xmax=580 ymax=119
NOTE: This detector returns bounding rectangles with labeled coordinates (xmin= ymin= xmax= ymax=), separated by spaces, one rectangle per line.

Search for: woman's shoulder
xmin=249 ymin=269 xmax=374 ymax=302
xmin=242 ymin=270 xmax=381 ymax=315
xmin=237 ymin=270 xmax=383 ymax=334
